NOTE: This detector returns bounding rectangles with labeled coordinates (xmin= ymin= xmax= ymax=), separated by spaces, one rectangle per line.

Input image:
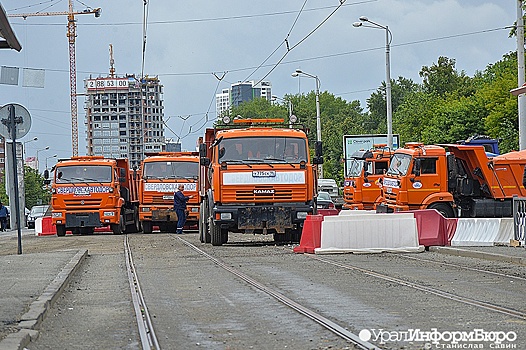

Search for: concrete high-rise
xmin=216 ymin=80 xmax=272 ymax=118
xmin=84 ymin=74 xmax=164 ymax=169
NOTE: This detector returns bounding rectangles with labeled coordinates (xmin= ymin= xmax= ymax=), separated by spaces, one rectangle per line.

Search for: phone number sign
xmin=86 ymin=78 xmax=131 ymax=90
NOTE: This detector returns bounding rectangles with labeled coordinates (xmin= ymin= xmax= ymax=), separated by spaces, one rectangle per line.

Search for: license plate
xmin=252 ymin=170 xmax=276 ymax=177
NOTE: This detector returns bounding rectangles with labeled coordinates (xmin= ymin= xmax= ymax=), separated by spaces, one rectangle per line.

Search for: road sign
xmin=0 ymin=103 xmax=31 ymax=139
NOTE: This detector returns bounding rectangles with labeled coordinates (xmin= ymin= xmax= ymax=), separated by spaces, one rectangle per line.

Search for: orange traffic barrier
xmin=294 ymin=214 xmax=323 ymax=254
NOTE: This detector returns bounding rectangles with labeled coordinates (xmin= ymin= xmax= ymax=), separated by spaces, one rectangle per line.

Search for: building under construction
xmin=83 ymin=74 xmax=165 ymax=169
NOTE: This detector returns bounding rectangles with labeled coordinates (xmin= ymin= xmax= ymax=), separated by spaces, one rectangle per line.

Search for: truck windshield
xmin=347 ymin=159 xmax=364 ymax=177
xmin=56 ymin=165 xmax=112 ymax=183
xmin=144 ymin=161 xmax=198 ymax=179
xmin=386 ymin=154 xmax=412 ymax=176
xmin=217 ymin=137 xmax=308 ymax=163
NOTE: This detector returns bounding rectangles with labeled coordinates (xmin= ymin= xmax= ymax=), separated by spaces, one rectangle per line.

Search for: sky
xmin=0 ymin=0 xmax=520 ymax=172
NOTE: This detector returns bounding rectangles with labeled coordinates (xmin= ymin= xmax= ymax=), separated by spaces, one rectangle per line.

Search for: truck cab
xmin=343 ymin=146 xmax=393 ymax=210
xmin=199 ymin=118 xmax=320 ymax=246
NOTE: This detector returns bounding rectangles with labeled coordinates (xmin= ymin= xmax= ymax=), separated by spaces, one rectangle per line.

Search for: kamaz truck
xmin=377 ymin=143 xmax=526 ymax=218
xmin=198 ymin=117 xmax=322 ymax=245
xmin=343 ymin=145 xmax=393 ymax=210
xmin=49 ymin=156 xmax=140 ymax=236
xmin=138 ymin=152 xmax=200 ymax=233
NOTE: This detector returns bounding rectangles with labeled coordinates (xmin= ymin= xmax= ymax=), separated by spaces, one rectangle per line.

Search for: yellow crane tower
xmin=9 ymin=0 xmax=101 ymax=157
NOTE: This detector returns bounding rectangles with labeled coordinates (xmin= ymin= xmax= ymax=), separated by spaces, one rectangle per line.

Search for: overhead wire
xmin=243 ymin=0 xmax=308 ymax=82
xmin=253 ymin=0 xmax=347 ymax=85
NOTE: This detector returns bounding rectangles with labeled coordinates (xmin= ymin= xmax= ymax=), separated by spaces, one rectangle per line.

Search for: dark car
xmin=27 ymin=205 xmax=51 ymax=229
xmin=316 ymin=191 xmax=335 ymax=209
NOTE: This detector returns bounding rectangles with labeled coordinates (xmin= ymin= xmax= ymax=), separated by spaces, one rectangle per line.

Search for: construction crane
xmin=9 ymin=0 xmax=101 ymax=156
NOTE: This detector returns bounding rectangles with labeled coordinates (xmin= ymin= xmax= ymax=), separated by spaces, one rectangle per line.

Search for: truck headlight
xmin=142 ymin=207 xmax=151 ymax=212
xmin=296 ymin=212 xmax=308 ymax=219
xmin=103 ymin=211 xmax=115 ymax=217
xmin=191 ymin=207 xmax=199 ymax=212
xmin=220 ymin=213 xmax=232 ymax=220
xmin=52 ymin=212 xmax=63 ymax=218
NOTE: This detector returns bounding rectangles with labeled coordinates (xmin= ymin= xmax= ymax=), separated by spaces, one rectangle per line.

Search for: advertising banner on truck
xmin=343 ymin=134 xmax=399 ymax=176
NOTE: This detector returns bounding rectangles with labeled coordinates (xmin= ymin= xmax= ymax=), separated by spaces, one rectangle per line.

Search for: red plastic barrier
xmin=317 ymin=208 xmax=339 ymax=217
xmin=294 ymin=214 xmax=323 ymax=254
xmin=408 ymin=210 xmax=458 ymax=247
xmin=39 ymin=216 xmax=56 ymax=236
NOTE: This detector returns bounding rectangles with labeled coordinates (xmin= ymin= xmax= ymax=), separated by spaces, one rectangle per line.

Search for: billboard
xmin=343 ymin=134 xmax=399 ymax=177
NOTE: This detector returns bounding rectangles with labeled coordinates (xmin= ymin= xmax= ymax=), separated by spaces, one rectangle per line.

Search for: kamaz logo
xmin=254 ymin=189 xmax=275 ymax=194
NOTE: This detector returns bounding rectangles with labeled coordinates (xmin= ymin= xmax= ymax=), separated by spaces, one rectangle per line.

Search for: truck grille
xmin=143 ymin=194 xmax=172 ymax=205
xmin=63 ymin=198 xmax=103 ymax=209
xmin=222 ymin=186 xmax=307 ymax=202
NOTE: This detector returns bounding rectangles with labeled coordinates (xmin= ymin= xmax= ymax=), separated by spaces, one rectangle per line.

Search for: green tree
xmin=0 ymin=166 xmax=49 ymax=210
xmin=419 ymin=56 xmax=470 ymax=96
xmin=24 ymin=166 xmax=51 ymax=208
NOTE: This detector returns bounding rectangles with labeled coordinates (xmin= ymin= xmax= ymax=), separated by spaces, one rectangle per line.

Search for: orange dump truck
xmin=198 ymin=118 xmax=322 ymax=246
xmin=342 ymin=145 xmax=393 ymax=210
xmin=377 ymin=143 xmax=526 ymax=217
xmin=49 ymin=156 xmax=140 ymax=236
xmin=138 ymin=152 xmax=200 ymax=233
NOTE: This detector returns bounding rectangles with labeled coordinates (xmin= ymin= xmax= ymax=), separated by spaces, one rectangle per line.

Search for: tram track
xmin=307 ymin=254 xmax=526 ymax=321
xmin=124 ymin=234 xmax=160 ymax=350
xmin=175 ymin=235 xmax=380 ymax=350
xmin=394 ymin=253 xmax=526 ymax=282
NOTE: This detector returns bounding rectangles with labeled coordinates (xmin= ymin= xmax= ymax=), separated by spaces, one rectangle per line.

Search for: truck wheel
xmin=428 ymin=203 xmax=455 ymax=218
xmin=56 ymin=225 xmax=66 ymax=237
xmin=111 ymin=215 xmax=124 ymax=235
xmin=142 ymin=221 xmax=153 ymax=234
xmin=210 ymin=220 xmax=223 ymax=246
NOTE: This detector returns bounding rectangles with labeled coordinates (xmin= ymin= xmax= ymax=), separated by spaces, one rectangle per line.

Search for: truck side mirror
xmin=315 ymin=141 xmax=322 ymax=157
xmin=199 ymin=143 xmax=207 ymax=158
xmin=200 ymin=157 xmax=210 ymax=166
xmin=313 ymin=141 xmax=324 ymax=164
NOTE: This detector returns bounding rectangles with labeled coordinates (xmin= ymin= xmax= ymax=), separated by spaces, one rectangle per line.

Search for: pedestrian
xmin=173 ymin=184 xmax=192 ymax=234
xmin=0 ymin=202 xmax=8 ymax=232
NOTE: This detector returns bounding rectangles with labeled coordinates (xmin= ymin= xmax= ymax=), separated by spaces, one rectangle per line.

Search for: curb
xmin=429 ymin=246 xmax=526 ymax=266
xmin=0 ymin=249 xmax=88 ymax=350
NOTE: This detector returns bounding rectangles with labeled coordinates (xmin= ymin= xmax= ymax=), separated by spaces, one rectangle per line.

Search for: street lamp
xmin=291 ymin=69 xmax=323 ymax=178
xmin=23 ymin=137 xmax=38 ymax=160
xmin=353 ymin=16 xmax=393 ymax=150
xmin=45 ymin=154 xmax=58 ymax=171
xmin=36 ymin=146 xmax=50 ymax=172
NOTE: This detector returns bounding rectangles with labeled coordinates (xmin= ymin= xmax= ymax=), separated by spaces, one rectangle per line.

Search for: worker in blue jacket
xmin=0 ymin=202 xmax=8 ymax=232
xmin=173 ymin=184 xmax=192 ymax=234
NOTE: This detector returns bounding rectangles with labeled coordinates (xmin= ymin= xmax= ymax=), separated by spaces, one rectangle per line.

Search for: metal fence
xmin=512 ymin=196 xmax=526 ymax=245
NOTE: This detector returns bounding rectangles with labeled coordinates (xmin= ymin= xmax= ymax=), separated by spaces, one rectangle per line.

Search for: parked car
xmin=316 ymin=191 xmax=335 ymax=209
xmin=27 ymin=205 xmax=51 ymax=229
xmin=317 ymin=178 xmax=339 ymax=199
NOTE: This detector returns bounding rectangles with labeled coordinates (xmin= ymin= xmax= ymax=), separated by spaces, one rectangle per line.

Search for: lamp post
xmin=291 ymin=69 xmax=323 ymax=178
xmin=23 ymin=137 xmax=38 ymax=160
xmin=36 ymin=146 xmax=49 ymax=172
xmin=271 ymin=95 xmax=294 ymax=126
xmin=353 ymin=16 xmax=393 ymax=150
xmin=45 ymin=154 xmax=57 ymax=171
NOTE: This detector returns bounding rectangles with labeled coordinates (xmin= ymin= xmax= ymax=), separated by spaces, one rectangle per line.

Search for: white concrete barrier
xmin=451 ymin=218 xmax=514 ymax=246
xmin=34 ymin=217 xmax=43 ymax=236
xmin=315 ymin=213 xmax=424 ymax=254
xmin=338 ymin=210 xmax=376 ymax=216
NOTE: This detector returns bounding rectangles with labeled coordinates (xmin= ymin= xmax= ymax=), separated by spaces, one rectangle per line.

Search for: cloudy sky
xmin=0 ymin=0 xmax=519 ymax=171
